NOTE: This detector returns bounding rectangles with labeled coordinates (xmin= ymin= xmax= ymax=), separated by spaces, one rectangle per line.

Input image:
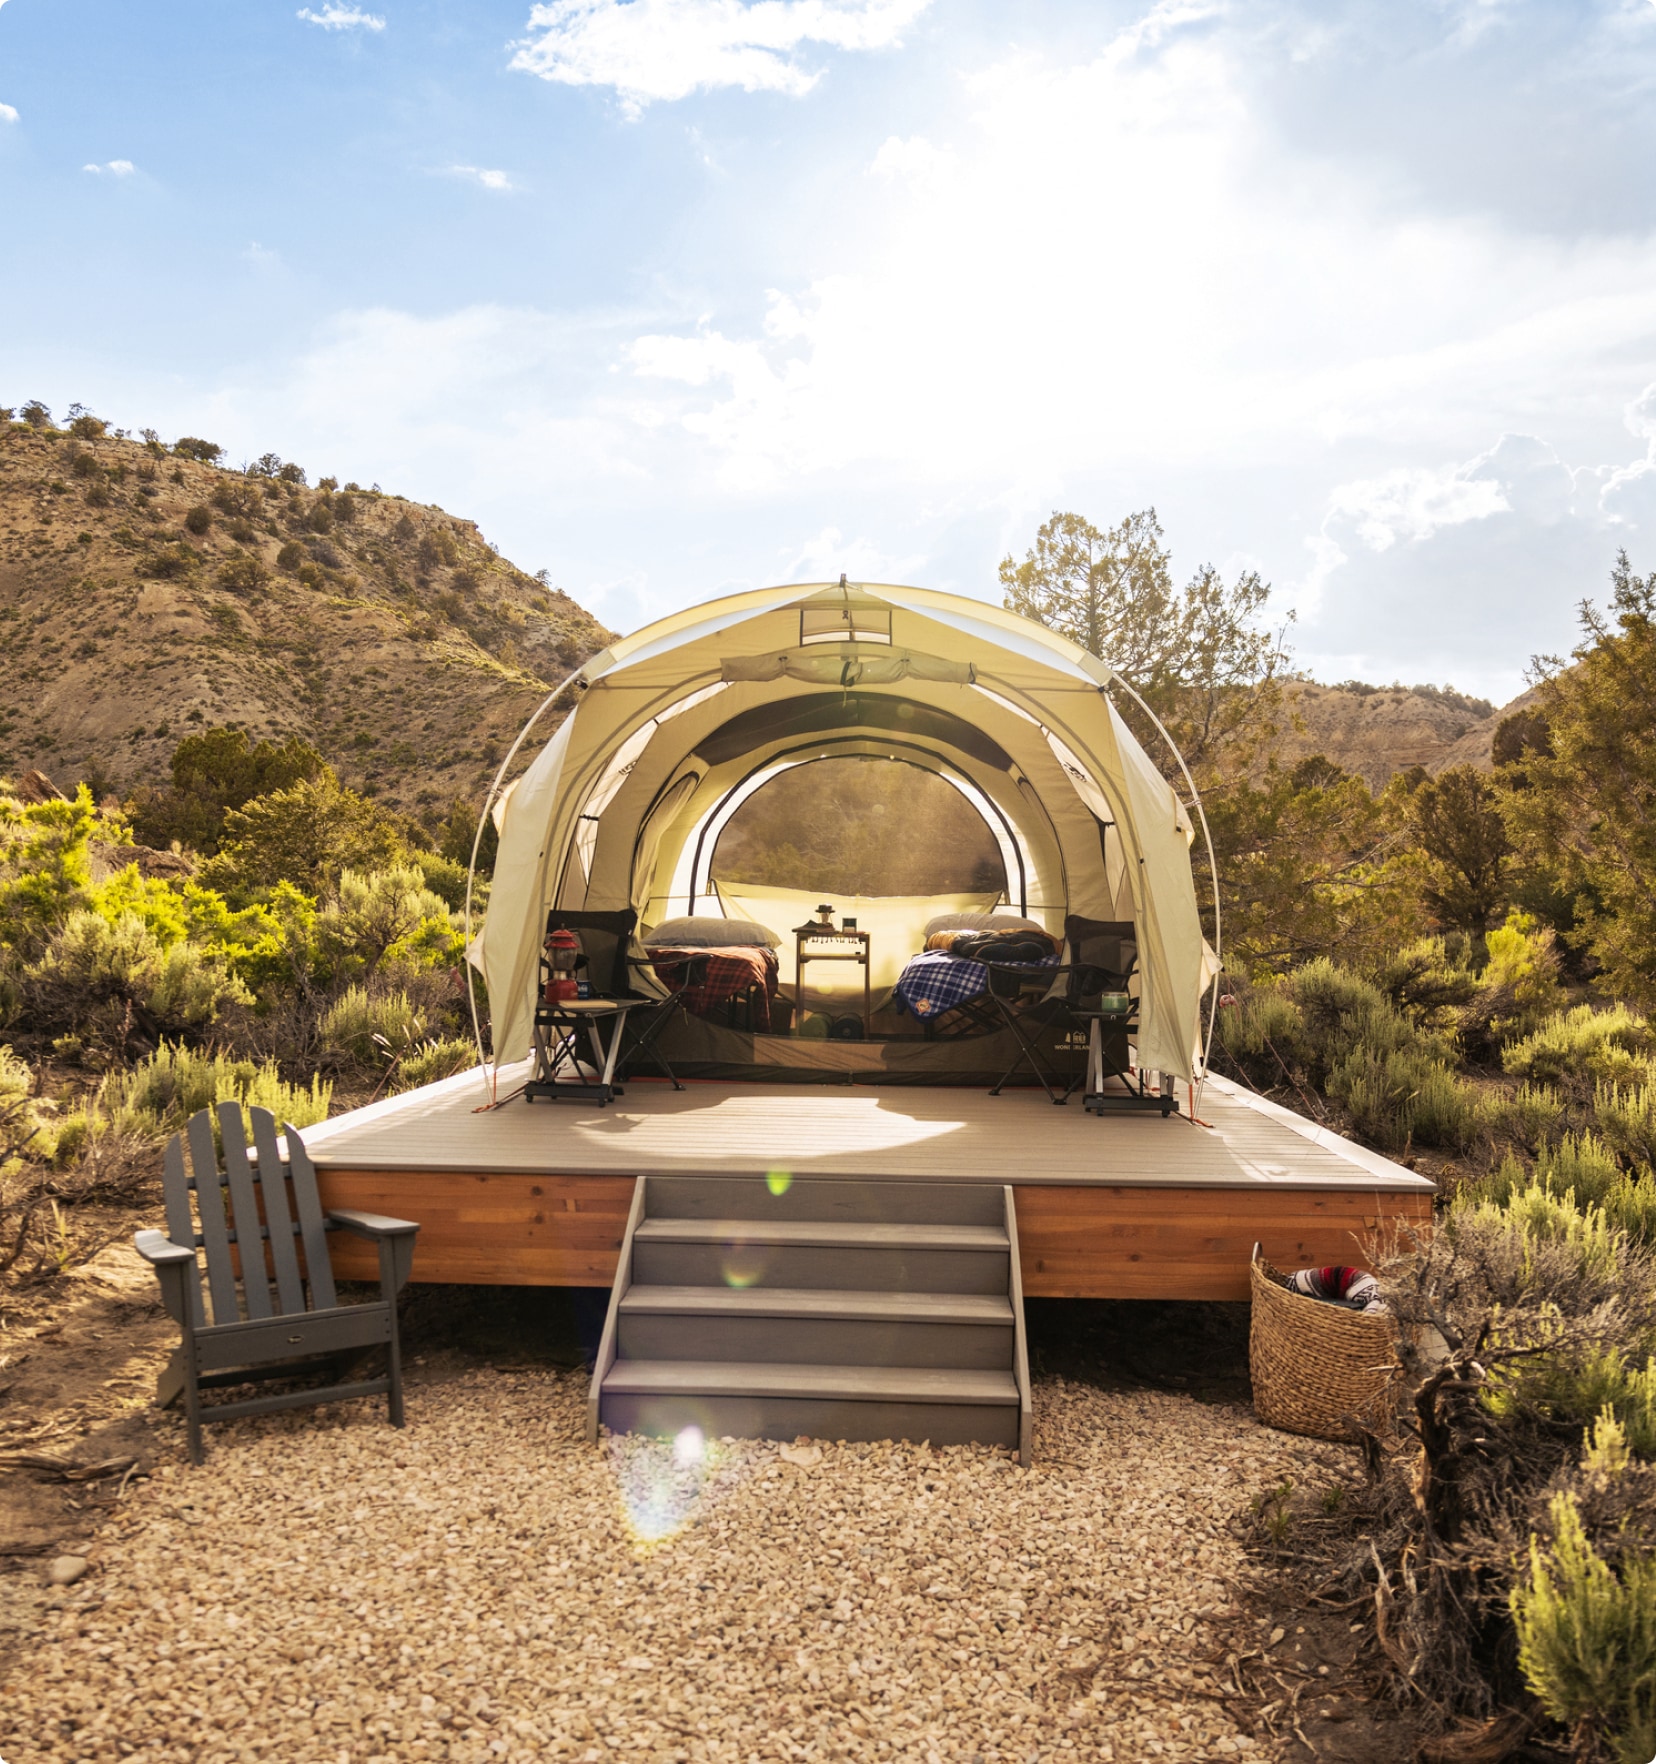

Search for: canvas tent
xmin=475 ymin=581 xmax=1218 ymax=1086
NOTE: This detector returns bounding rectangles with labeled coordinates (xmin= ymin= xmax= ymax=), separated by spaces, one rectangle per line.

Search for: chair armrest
xmin=328 ymin=1210 xmax=419 ymax=1238
xmin=135 ymin=1230 xmax=201 ymax=1328
xmin=135 ymin=1229 xmax=196 ymax=1266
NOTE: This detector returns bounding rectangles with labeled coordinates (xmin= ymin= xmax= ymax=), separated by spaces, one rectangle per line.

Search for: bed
xmin=643 ymin=916 xmax=781 ymax=1033
xmin=891 ymin=915 xmax=1062 ymax=1027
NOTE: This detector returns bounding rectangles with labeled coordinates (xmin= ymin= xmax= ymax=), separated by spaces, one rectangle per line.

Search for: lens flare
xmin=720 ymin=1238 xmax=768 ymax=1289
xmin=610 ymin=1418 xmax=734 ymax=1546
xmin=766 ymin=1169 xmax=792 ymax=1196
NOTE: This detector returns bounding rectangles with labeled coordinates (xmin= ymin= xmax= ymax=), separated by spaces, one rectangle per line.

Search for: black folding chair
xmin=985 ymin=918 xmax=1175 ymax=1115
xmin=531 ymin=909 xmax=703 ymax=1093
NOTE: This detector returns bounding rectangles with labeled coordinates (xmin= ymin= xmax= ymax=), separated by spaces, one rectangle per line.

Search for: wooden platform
xmin=300 ymin=1067 xmax=1435 ymax=1301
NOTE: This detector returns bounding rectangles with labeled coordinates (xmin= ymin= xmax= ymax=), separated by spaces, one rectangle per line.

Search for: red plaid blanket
xmin=646 ymin=945 xmax=778 ymax=1032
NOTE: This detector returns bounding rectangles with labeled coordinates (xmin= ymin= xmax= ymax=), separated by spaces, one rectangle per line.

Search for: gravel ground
xmin=1 ymin=1370 xmax=1348 ymax=1763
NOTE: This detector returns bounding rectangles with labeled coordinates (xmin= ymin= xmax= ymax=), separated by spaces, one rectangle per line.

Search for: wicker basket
xmin=1248 ymin=1244 xmax=1399 ymax=1441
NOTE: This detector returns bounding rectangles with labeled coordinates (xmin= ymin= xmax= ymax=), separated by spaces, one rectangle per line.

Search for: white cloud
xmin=868 ymin=134 xmax=953 ymax=188
xmin=242 ymin=241 xmax=280 ymax=267
xmin=509 ymin=0 xmax=931 ymax=112
xmin=781 ymin=524 xmax=926 ymax=582
xmin=1324 ymin=461 xmax=1509 ymax=555
xmin=447 ymin=165 xmax=516 ymax=192
xmin=82 ymin=159 xmax=136 ymax=176
xmin=0 ymin=102 xmax=18 ymax=125
xmin=297 ymin=5 xmax=386 ymax=30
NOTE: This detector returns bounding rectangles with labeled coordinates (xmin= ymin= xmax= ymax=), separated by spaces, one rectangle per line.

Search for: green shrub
xmin=138 ymin=542 xmax=200 ymax=582
xmin=1489 ymin=1081 xmax=1565 ymax=1151
xmin=1369 ymin=935 xmax=1479 ymax=1016
xmin=318 ymin=985 xmax=430 ymax=1074
xmin=215 ymin=553 xmax=268 ymax=595
xmin=392 ymin=1035 xmax=476 ymax=1093
xmin=1326 ymin=1043 xmax=1479 ymax=1152
xmin=409 ymin=847 xmax=471 ymax=911
xmin=106 ymin=1041 xmax=330 ymax=1139
xmin=1513 ymin=1487 xmax=1656 ymax=1763
xmin=1505 ymin=1005 xmax=1653 ymax=1091
xmin=1604 ymin=1174 xmax=1656 ymax=1250
xmin=1479 ymin=912 xmax=1567 ymax=1030
xmin=183 ymin=504 xmax=212 ymax=535
xmin=1598 ymin=1079 xmax=1656 ymax=1174
xmin=275 ymin=540 xmax=304 ymax=572
xmin=25 ymin=910 xmax=249 ymax=1041
xmin=1539 ymin=1133 xmax=1627 ymax=1209
xmin=0 ymin=1044 xmax=55 ymax=1171
xmin=1490 ymin=1343 xmax=1656 ymax=1458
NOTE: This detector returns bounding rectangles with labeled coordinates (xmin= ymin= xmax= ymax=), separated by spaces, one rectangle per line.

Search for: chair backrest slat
xmin=186 ymin=1111 xmax=240 ymax=1326
xmin=283 ymin=1125 xmax=336 ymax=1310
xmin=161 ymin=1134 xmax=206 ymax=1328
xmin=216 ymin=1103 xmax=273 ymax=1320
xmin=250 ymin=1108 xmax=307 ymax=1315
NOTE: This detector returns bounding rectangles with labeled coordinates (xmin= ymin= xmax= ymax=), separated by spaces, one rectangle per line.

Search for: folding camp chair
xmin=527 ymin=908 xmax=703 ymax=1098
xmin=135 ymin=1102 xmax=419 ymax=1464
xmin=985 ymin=918 xmax=1177 ymax=1116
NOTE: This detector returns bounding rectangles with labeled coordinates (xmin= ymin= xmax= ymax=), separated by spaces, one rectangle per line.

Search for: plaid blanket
xmin=647 ymin=945 xmax=778 ymax=1032
xmin=891 ymin=949 xmax=1059 ymax=1021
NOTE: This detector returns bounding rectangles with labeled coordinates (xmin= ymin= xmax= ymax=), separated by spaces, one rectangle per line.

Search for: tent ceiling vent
xmin=801 ymin=603 xmax=892 ymax=646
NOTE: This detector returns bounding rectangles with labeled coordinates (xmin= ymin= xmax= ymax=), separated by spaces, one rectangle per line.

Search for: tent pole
xmin=465 ymin=667 xmax=588 ymax=1106
xmin=1102 ymin=679 xmax=1222 ymax=1115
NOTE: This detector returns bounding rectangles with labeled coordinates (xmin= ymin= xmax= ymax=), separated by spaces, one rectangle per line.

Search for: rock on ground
xmin=0 ymin=1372 xmax=1346 ymax=1763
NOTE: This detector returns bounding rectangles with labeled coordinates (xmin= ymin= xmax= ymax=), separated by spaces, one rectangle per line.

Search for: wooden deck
xmin=301 ymin=1067 xmax=1435 ymax=1301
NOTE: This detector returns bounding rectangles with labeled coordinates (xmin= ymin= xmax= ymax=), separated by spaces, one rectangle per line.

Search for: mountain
xmin=1 ymin=416 xmax=1530 ymax=815
xmin=0 ymin=421 xmax=613 ymax=820
xmin=1271 ymin=679 xmax=1511 ymax=789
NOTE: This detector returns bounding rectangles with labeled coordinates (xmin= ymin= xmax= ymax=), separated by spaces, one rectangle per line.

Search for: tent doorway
xmin=711 ymin=755 xmax=1007 ymax=900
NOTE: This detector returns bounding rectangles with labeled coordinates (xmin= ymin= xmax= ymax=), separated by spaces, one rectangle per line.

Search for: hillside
xmin=0 ymin=420 xmax=613 ymax=821
xmin=1273 ymin=679 xmax=1507 ymax=788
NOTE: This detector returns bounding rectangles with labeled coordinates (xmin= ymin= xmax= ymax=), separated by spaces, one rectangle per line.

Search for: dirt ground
xmin=2 ymin=1245 xmax=1431 ymax=1760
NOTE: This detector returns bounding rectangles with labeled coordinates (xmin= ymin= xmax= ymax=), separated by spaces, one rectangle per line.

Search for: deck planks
xmin=304 ymin=1066 xmax=1434 ymax=1299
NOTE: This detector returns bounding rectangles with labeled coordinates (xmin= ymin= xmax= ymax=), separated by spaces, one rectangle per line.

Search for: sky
xmin=3 ymin=0 xmax=1656 ymax=703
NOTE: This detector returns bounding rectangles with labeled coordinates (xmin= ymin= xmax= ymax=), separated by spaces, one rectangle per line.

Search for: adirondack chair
xmin=135 ymin=1101 xmax=419 ymax=1464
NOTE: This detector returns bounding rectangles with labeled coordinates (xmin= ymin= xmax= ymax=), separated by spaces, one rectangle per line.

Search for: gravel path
xmin=2 ymin=1371 xmax=1345 ymax=1763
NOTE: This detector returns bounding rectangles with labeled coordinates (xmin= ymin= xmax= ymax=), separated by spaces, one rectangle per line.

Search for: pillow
xmin=645 ymin=915 xmax=781 ymax=950
xmin=922 ymin=910 xmax=1049 ymax=940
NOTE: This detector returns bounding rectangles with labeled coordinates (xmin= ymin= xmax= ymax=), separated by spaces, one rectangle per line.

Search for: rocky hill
xmin=1 ymin=413 xmax=1529 ymax=814
xmin=1274 ymin=679 xmax=1509 ymax=789
xmin=0 ymin=419 xmax=613 ymax=823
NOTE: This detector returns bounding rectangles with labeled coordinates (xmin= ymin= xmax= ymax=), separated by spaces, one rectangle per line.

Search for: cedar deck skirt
xmin=317 ymin=1168 xmax=1432 ymax=1302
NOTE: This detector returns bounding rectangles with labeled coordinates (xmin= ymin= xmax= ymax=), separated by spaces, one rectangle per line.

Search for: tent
xmin=474 ymin=581 xmax=1218 ymax=1087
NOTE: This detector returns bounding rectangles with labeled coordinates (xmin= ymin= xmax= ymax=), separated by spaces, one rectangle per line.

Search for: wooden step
xmin=616 ymin=1285 xmax=1015 ymax=1369
xmin=632 ymin=1219 xmax=1009 ymax=1251
xmin=629 ymin=1219 xmax=1010 ymax=1294
xmin=599 ymin=1358 xmax=1022 ymax=1450
xmin=603 ymin=1360 xmax=1019 ymax=1403
xmin=619 ymin=1286 xmax=1013 ymax=1323
xmin=643 ymin=1175 xmax=1006 ymax=1227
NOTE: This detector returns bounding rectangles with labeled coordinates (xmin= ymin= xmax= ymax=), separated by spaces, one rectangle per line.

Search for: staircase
xmin=588 ymin=1176 xmax=1031 ymax=1463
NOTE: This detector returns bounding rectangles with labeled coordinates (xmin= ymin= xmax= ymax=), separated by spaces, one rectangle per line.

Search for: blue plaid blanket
xmin=891 ymin=949 xmax=1060 ymax=1020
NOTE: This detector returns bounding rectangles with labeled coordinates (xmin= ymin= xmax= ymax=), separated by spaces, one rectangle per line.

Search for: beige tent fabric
xmin=481 ymin=583 xmax=1215 ymax=1079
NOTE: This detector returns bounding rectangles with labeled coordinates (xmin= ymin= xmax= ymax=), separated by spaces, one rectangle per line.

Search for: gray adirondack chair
xmin=135 ymin=1101 xmax=419 ymax=1464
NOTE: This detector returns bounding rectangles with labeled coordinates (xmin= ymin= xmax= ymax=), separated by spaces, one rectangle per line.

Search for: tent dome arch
xmin=472 ymin=581 xmax=1217 ymax=1084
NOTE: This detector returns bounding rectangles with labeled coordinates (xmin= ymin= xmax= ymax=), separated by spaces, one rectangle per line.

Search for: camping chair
xmin=985 ymin=918 xmax=1175 ymax=1115
xmin=530 ymin=908 xmax=704 ymax=1095
xmin=135 ymin=1102 xmax=419 ymax=1465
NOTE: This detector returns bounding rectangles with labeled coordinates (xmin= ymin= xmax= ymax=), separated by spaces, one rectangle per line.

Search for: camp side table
xmin=525 ymin=998 xmax=643 ymax=1106
xmin=794 ymin=930 xmax=872 ymax=1036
